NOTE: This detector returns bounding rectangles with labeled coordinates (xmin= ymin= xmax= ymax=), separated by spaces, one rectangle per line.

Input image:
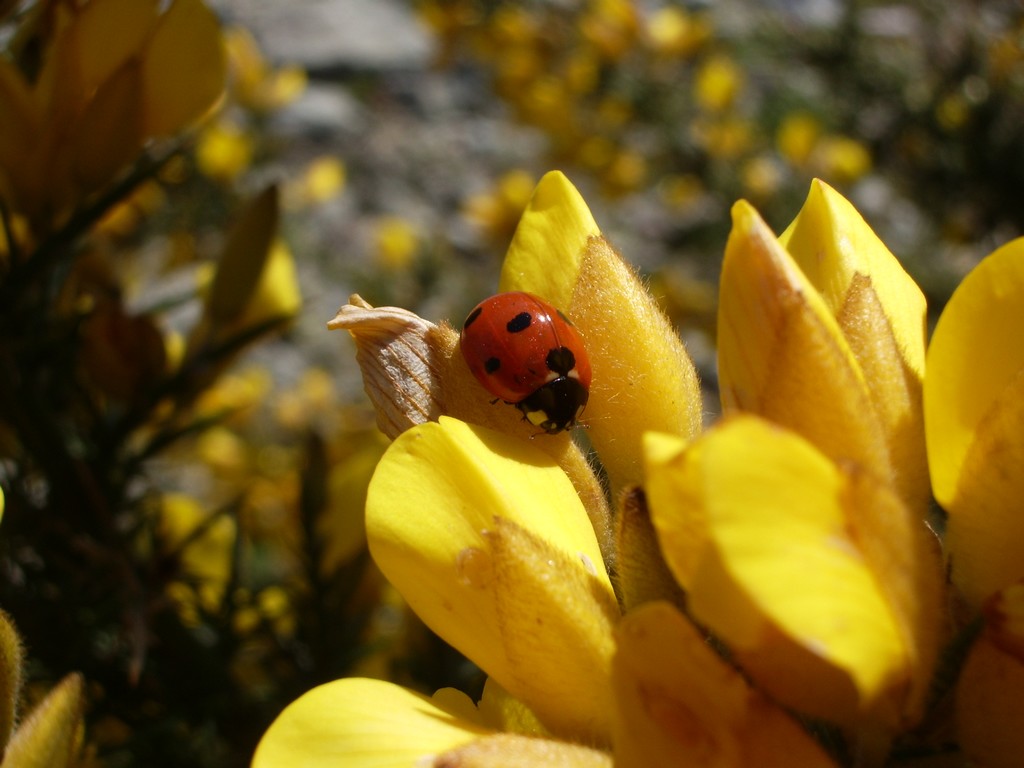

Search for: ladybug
xmin=460 ymin=291 xmax=591 ymax=434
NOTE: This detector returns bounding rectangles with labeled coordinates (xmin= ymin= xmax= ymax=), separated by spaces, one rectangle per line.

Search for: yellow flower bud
xmin=925 ymin=237 xmax=1024 ymax=609
xmin=2 ymin=673 xmax=85 ymax=768
xmin=644 ymin=417 xmax=941 ymax=729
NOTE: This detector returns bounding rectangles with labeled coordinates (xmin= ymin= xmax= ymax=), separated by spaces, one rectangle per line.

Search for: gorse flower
xmin=923 ymin=239 xmax=1024 ymax=765
xmin=255 ymin=172 xmax=1024 ymax=766
xmin=0 ymin=0 xmax=225 ymax=231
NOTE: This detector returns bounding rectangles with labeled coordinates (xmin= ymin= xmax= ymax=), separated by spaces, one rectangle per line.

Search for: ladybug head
xmin=515 ymin=376 xmax=589 ymax=435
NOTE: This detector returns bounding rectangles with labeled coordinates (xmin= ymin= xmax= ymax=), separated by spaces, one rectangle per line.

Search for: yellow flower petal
xmin=252 ymin=678 xmax=491 ymax=768
xmin=196 ymin=120 xmax=254 ymax=182
xmin=494 ymin=172 xmax=703 ymax=491
xmin=498 ymin=171 xmax=600 ymax=310
xmin=367 ymin=417 xmax=617 ymax=744
xmin=71 ymin=60 xmax=143 ymax=193
xmin=75 ymin=0 xmax=159 ymax=99
xmin=984 ymin=581 xmax=1024 ymax=662
xmin=956 ymin=631 xmax=1024 ymax=768
xmin=926 ymin=238 xmax=1024 ymax=501
xmin=141 ymin=0 xmax=226 ymax=136
xmin=569 ymin=236 xmax=703 ymax=492
xmin=0 ymin=610 xmax=22 ymax=756
xmin=644 ymin=418 xmax=912 ymax=726
xmin=207 ymin=185 xmax=280 ymax=325
xmin=477 ymin=678 xmax=547 ymax=736
xmin=612 ymin=601 xmax=836 ymax=768
xmin=0 ymin=60 xmax=44 ymax=214
xmin=613 ymin=486 xmax=685 ymax=611
xmin=718 ymin=200 xmax=890 ymax=485
xmin=463 ymin=170 xmax=698 ymax=522
xmin=926 ymin=239 xmax=1024 ymax=607
xmin=779 ymin=180 xmax=928 ymax=509
xmin=2 ymin=673 xmax=84 ymax=768
xmin=236 ymin=237 xmax=302 ymax=325
xmin=436 ymin=733 xmax=612 ymax=768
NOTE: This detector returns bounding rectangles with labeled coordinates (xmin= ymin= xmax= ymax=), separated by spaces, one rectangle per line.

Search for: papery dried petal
xmin=328 ymin=295 xmax=446 ymax=439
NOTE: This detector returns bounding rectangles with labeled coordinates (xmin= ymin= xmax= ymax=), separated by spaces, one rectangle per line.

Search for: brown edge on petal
xmin=435 ymin=733 xmax=612 ymax=767
xmin=328 ymin=294 xmax=445 ymax=439
xmin=614 ymin=486 xmax=686 ymax=614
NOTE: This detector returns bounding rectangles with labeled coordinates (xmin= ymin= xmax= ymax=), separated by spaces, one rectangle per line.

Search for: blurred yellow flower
xmin=694 ymin=54 xmax=743 ymax=112
xmin=195 ymin=425 xmax=249 ymax=476
xmin=372 ymin=216 xmax=419 ymax=271
xmin=579 ymin=0 xmax=640 ymax=61
xmin=741 ymin=154 xmax=784 ymax=198
xmin=694 ymin=116 xmax=753 ymax=159
xmin=160 ymin=493 xmax=237 ymax=622
xmin=284 ymin=156 xmax=346 ymax=208
xmin=776 ymin=111 xmax=822 ymax=167
xmin=658 ymin=173 xmax=704 ymax=210
xmin=463 ymin=169 xmax=536 ymax=243
xmin=196 ymin=119 xmax=254 ymax=182
xmin=816 ymin=135 xmax=872 ymax=183
xmin=193 ymin=366 xmax=272 ymax=425
xmin=645 ymin=6 xmax=711 ymax=59
xmin=273 ymin=368 xmax=338 ymax=432
xmin=601 ymin=148 xmax=647 ymax=195
xmin=224 ymin=26 xmax=306 ymax=112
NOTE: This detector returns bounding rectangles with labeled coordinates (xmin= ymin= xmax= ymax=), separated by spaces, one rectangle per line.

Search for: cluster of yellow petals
xmin=258 ymin=171 xmax=1024 ymax=767
xmin=0 ymin=0 xmax=225 ymax=228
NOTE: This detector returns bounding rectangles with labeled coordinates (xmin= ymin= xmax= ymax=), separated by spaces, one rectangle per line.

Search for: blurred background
xmin=0 ymin=0 xmax=1022 ymax=765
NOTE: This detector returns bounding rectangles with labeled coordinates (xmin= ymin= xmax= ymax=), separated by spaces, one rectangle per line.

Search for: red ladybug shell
xmin=460 ymin=291 xmax=591 ymax=434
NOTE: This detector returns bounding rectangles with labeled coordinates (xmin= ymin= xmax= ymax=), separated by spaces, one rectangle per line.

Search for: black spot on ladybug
xmin=556 ymin=308 xmax=573 ymax=326
xmin=546 ymin=346 xmax=576 ymax=376
xmin=484 ymin=356 xmax=501 ymax=374
xmin=463 ymin=306 xmax=482 ymax=330
xmin=506 ymin=312 xmax=532 ymax=334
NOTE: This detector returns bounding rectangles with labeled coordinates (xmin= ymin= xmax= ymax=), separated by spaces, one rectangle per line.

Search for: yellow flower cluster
xmin=0 ymin=0 xmax=225 ymax=236
xmin=0 ymin=5 xmax=312 ymax=758
xmin=259 ymin=172 xmax=1024 ymax=766
xmin=160 ymin=361 xmax=390 ymax=646
xmin=195 ymin=26 xmax=311 ymax=184
xmin=419 ymin=0 xmax=872 ymax=203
